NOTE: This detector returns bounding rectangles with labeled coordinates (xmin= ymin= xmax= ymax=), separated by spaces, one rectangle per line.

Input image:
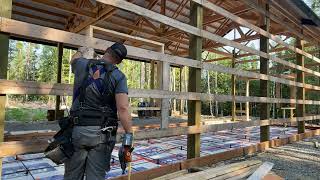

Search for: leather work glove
xmin=71 ymin=46 xmax=95 ymax=60
xmin=78 ymin=47 xmax=95 ymax=59
xmin=118 ymin=133 xmax=134 ymax=174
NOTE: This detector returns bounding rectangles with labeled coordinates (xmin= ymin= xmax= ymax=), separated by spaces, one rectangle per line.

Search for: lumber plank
xmin=152 ymin=170 xmax=189 ymax=180
xmin=92 ymin=26 xmax=164 ymax=48
xmin=172 ymin=160 xmax=262 ymax=180
xmin=0 ymin=139 xmax=48 ymax=158
xmin=4 ymin=132 xmax=56 ymax=141
xmin=1 ymin=18 xmax=320 ymax=91
xmin=211 ymin=165 xmax=259 ymax=180
xmin=3 ymin=80 xmax=320 ymax=105
xmin=130 ymin=107 xmax=160 ymax=111
xmin=97 ymin=0 xmax=320 ymax=78
xmin=114 ymin=162 xmax=181 ymax=180
xmin=247 ymin=162 xmax=274 ymax=180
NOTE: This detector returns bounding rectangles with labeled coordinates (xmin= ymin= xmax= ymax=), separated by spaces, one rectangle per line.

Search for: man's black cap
xmin=110 ymin=42 xmax=127 ymax=61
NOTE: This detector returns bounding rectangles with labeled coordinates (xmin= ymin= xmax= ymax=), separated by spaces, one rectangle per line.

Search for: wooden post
xmin=259 ymin=1 xmax=270 ymax=142
xmin=318 ymin=62 xmax=320 ymax=119
xmin=173 ymin=68 xmax=176 ymax=113
xmin=0 ymin=0 xmax=12 ymax=176
xmin=150 ymin=60 xmax=155 ymax=105
xmin=231 ymin=51 xmax=236 ymax=121
xmin=187 ymin=1 xmax=202 ymax=159
xmin=180 ymin=66 xmax=184 ymax=115
xmin=55 ymin=43 xmax=63 ymax=120
xmin=245 ymin=79 xmax=250 ymax=121
xmin=157 ymin=61 xmax=163 ymax=93
xmin=289 ymin=82 xmax=296 ymax=108
xmin=161 ymin=62 xmax=170 ymax=128
xmin=296 ymin=37 xmax=305 ymax=134
xmin=275 ymin=82 xmax=281 ymax=118
xmin=153 ymin=44 xmax=169 ymax=128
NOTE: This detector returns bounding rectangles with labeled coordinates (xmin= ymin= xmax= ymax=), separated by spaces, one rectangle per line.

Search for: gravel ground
xmin=218 ymin=136 xmax=320 ymax=180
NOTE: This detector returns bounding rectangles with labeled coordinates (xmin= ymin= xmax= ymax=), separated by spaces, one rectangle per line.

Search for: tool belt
xmin=71 ymin=108 xmax=118 ymax=136
xmin=45 ymin=116 xmax=74 ymax=165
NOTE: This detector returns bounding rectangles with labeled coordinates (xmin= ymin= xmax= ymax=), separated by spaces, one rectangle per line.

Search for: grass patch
xmin=6 ymin=108 xmax=47 ymax=122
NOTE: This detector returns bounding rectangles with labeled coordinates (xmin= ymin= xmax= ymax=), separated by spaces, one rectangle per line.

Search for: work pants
xmin=64 ymin=126 xmax=116 ymax=180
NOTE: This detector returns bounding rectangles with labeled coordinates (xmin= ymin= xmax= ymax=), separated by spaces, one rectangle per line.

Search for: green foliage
xmin=6 ymin=108 xmax=47 ymax=122
xmin=38 ymin=45 xmax=58 ymax=82
xmin=8 ymin=40 xmax=75 ymax=103
xmin=308 ymin=0 xmax=320 ymax=16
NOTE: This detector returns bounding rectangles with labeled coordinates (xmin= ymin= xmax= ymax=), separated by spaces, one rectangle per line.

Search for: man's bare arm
xmin=115 ymin=93 xmax=132 ymax=133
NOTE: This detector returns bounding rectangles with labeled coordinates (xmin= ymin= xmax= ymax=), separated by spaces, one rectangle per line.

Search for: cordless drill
xmin=118 ymin=133 xmax=134 ymax=174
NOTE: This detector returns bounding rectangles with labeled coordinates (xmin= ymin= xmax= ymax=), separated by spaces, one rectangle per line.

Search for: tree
xmin=311 ymin=0 xmax=320 ymax=15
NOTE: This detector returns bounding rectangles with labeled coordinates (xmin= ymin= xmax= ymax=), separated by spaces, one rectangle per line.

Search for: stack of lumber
xmin=153 ymin=160 xmax=280 ymax=180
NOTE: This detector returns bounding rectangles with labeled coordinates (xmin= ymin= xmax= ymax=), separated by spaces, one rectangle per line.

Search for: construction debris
xmin=154 ymin=160 xmax=276 ymax=180
xmin=247 ymin=162 xmax=274 ymax=180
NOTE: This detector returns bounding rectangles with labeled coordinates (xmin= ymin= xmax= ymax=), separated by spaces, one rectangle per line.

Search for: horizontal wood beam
xmin=13 ymin=2 xmax=68 ymax=19
xmin=92 ymin=26 xmax=164 ymax=49
xmin=30 ymin=0 xmax=96 ymax=18
xmin=205 ymin=47 xmax=289 ymax=62
xmin=12 ymin=10 xmax=65 ymax=25
xmin=2 ymin=80 xmax=320 ymax=105
xmin=1 ymin=18 xmax=320 ymax=91
xmin=1 ymin=116 xmax=320 ymax=158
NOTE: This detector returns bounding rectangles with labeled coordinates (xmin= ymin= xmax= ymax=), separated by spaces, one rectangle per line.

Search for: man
xmin=64 ymin=43 xmax=133 ymax=180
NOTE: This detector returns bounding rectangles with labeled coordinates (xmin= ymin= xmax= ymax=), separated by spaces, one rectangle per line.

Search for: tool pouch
xmin=45 ymin=116 xmax=74 ymax=164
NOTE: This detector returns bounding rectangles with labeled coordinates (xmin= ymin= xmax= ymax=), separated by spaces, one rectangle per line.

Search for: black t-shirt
xmin=71 ymin=58 xmax=128 ymax=113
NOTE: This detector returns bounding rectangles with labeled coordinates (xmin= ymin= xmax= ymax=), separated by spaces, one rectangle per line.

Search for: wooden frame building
xmin=0 ymin=0 xmax=320 ymax=179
